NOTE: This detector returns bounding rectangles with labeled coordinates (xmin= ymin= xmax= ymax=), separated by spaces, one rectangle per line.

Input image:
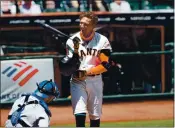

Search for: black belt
xmin=87 ymin=74 xmax=100 ymax=77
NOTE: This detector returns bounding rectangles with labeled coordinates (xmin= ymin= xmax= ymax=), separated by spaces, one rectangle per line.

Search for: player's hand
xmin=73 ymin=37 xmax=80 ymax=53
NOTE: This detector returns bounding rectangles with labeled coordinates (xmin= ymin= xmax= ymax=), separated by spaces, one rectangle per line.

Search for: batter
xmin=66 ymin=11 xmax=112 ymax=127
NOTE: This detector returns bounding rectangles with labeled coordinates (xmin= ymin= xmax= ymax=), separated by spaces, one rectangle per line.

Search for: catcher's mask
xmin=34 ymin=79 xmax=60 ymax=99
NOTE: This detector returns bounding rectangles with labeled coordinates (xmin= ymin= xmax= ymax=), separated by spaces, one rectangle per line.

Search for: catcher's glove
xmin=72 ymin=70 xmax=87 ymax=81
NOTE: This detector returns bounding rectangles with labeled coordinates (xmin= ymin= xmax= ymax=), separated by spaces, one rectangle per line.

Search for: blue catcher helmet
xmin=34 ymin=79 xmax=60 ymax=99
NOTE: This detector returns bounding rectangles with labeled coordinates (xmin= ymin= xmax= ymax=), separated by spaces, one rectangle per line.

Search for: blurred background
xmin=0 ymin=0 xmax=174 ymax=102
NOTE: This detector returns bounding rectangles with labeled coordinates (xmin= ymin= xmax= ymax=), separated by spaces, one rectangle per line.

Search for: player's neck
xmin=80 ymin=30 xmax=95 ymax=41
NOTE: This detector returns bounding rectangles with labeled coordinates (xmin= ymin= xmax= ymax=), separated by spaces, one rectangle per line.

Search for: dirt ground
xmin=1 ymin=100 xmax=174 ymax=126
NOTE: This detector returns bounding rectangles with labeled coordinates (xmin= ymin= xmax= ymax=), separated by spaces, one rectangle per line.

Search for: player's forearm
xmin=86 ymin=50 xmax=110 ymax=75
xmin=87 ymin=64 xmax=107 ymax=75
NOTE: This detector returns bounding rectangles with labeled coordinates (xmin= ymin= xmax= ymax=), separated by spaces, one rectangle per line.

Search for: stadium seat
xmin=153 ymin=5 xmax=172 ymax=9
xmin=127 ymin=0 xmax=140 ymax=10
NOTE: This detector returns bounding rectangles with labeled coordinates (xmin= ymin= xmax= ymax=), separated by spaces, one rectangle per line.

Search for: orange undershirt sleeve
xmin=87 ymin=53 xmax=109 ymax=75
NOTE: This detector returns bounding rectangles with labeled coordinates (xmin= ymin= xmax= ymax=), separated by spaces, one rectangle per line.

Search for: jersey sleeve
xmin=102 ymin=37 xmax=112 ymax=51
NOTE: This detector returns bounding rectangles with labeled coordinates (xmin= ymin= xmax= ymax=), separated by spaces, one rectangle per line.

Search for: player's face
xmin=80 ymin=17 xmax=94 ymax=34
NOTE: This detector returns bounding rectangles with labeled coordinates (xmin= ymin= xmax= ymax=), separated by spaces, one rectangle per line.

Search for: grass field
xmin=54 ymin=119 xmax=174 ymax=127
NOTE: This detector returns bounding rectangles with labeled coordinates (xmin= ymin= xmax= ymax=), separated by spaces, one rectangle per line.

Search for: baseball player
xmin=5 ymin=79 xmax=59 ymax=127
xmin=66 ymin=11 xmax=112 ymax=127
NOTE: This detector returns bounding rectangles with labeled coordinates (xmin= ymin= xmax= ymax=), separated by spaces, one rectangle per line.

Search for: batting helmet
xmin=34 ymin=79 xmax=60 ymax=99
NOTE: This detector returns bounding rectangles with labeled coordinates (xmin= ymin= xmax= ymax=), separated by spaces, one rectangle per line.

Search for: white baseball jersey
xmin=66 ymin=32 xmax=112 ymax=71
xmin=5 ymin=95 xmax=50 ymax=127
xmin=66 ymin=32 xmax=112 ymax=120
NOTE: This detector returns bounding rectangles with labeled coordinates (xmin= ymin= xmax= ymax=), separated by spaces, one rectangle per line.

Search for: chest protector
xmin=9 ymin=94 xmax=51 ymax=126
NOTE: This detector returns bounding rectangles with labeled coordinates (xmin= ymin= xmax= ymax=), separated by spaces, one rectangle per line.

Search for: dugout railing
xmin=0 ymin=50 xmax=174 ymax=106
xmin=1 ymin=50 xmax=174 ymax=93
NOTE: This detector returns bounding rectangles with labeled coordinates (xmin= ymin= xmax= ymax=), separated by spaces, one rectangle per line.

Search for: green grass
xmin=53 ymin=119 xmax=174 ymax=127
xmin=100 ymin=119 xmax=174 ymax=127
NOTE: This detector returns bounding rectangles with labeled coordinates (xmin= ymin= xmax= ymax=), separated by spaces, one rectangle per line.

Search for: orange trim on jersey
xmin=80 ymin=31 xmax=95 ymax=41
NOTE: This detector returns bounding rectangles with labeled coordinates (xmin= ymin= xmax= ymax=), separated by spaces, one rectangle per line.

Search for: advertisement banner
xmin=1 ymin=58 xmax=54 ymax=103
xmin=0 ymin=11 xmax=173 ymax=27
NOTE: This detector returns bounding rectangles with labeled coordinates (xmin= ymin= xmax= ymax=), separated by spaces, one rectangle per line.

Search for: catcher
xmin=5 ymin=79 xmax=59 ymax=127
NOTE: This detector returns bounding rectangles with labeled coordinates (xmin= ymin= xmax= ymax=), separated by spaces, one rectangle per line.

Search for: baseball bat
xmin=37 ymin=22 xmax=107 ymax=40
xmin=37 ymin=22 xmax=71 ymax=40
xmin=37 ymin=22 xmax=80 ymax=53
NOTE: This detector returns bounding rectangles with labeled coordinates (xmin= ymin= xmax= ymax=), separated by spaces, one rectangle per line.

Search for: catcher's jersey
xmin=5 ymin=95 xmax=50 ymax=127
xmin=66 ymin=32 xmax=112 ymax=71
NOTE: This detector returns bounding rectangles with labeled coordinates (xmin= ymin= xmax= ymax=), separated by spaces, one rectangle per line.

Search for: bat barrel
xmin=37 ymin=22 xmax=70 ymax=39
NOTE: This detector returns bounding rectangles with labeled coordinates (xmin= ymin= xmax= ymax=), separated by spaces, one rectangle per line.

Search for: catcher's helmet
xmin=34 ymin=79 xmax=60 ymax=99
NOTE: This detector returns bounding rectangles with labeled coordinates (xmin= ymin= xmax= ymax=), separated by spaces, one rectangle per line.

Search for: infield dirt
xmin=0 ymin=100 xmax=174 ymax=126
